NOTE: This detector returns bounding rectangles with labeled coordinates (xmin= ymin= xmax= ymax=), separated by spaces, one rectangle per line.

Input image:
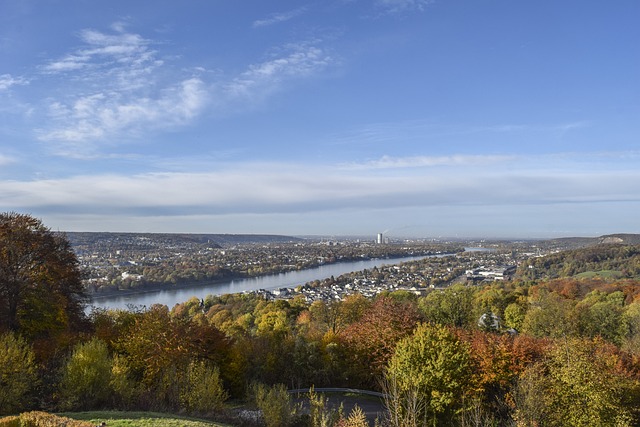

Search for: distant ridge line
xmin=63 ymin=231 xmax=303 ymax=247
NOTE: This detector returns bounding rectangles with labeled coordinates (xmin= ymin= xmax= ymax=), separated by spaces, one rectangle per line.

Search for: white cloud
xmin=43 ymin=28 xmax=153 ymax=74
xmin=374 ymin=0 xmax=434 ymax=14
xmin=0 ymin=74 xmax=29 ymax=91
xmin=35 ymin=24 xmax=332 ymax=151
xmin=344 ymin=154 xmax=515 ymax=170
xmin=36 ymin=25 xmax=194 ymax=150
xmin=3 ymin=156 xmax=639 ymax=218
xmin=39 ymin=77 xmax=207 ymax=149
xmin=253 ymin=7 xmax=308 ymax=28
xmin=220 ymin=42 xmax=333 ymax=107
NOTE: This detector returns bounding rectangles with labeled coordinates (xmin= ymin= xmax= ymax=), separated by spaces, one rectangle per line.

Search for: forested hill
xmin=517 ymin=243 xmax=640 ymax=280
xmin=544 ymin=233 xmax=640 ymax=249
xmin=64 ymin=231 xmax=302 ymax=250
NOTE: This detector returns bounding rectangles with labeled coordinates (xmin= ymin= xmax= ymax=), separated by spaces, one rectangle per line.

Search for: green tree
xmin=0 ymin=212 xmax=86 ymax=339
xmin=179 ymin=360 xmax=228 ymax=414
xmin=575 ymin=290 xmax=625 ymax=344
xmin=503 ymin=302 xmax=526 ymax=331
xmin=386 ymin=323 xmax=472 ymax=426
xmin=58 ymin=338 xmax=113 ymax=410
xmin=0 ymin=332 xmax=38 ymax=415
xmin=621 ymin=301 xmax=640 ymax=353
xmin=418 ymin=284 xmax=475 ymax=328
xmin=512 ymin=337 xmax=637 ymax=426
xmin=521 ymin=289 xmax=575 ymax=338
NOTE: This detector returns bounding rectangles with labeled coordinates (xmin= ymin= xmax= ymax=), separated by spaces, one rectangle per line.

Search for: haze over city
xmin=1 ymin=0 xmax=638 ymax=238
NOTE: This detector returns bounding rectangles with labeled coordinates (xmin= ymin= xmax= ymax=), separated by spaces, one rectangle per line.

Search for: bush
xmin=17 ymin=411 xmax=94 ymax=427
xmin=180 ymin=360 xmax=228 ymax=414
xmin=0 ymin=416 xmax=19 ymax=427
xmin=58 ymin=338 xmax=113 ymax=410
xmin=251 ymin=383 xmax=298 ymax=427
xmin=0 ymin=333 xmax=38 ymax=415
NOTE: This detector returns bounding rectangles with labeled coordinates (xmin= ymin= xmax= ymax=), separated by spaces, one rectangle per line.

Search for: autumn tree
xmin=512 ymin=337 xmax=638 ymax=426
xmin=58 ymin=338 xmax=113 ymax=410
xmin=386 ymin=323 xmax=472 ymax=426
xmin=340 ymin=295 xmax=422 ymax=387
xmin=418 ymin=283 xmax=475 ymax=328
xmin=115 ymin=304 xmax=230 ymax=408
xmin=0 ymin=212 xmax=86 ymax=339
xmin=521 ymin=288 xmax=576 ymax=338
xmin=0 ymin=332 xmax=38 ymax=415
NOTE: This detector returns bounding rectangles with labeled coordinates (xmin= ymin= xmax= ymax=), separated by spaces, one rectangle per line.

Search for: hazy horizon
xmin=1 ymin=1 xmax=638 ymax=238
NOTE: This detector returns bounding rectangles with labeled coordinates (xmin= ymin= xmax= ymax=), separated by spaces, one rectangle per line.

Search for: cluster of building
xmin=253 ymin=250 xmax=519 ymax=303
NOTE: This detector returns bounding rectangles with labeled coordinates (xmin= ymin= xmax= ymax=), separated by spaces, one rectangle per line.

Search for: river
xmin=88 ymin=254 xmax=437 ymax=311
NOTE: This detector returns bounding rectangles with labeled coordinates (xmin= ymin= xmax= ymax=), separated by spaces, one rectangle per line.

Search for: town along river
xmin=88 ymin=254 xmax=438 ymax=311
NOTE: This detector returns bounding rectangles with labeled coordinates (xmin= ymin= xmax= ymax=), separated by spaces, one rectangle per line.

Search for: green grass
xmin=574 ymin=270 xmax=624 ymax=279
xmin=58 ymin=411 xmax=231 ymax=427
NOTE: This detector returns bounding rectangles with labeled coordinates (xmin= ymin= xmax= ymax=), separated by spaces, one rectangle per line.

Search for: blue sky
xmin=1 ymin=0 xmax=638 ymax=238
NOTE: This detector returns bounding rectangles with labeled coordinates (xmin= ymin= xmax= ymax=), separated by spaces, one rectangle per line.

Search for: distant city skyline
xmin=1 ymin=1 xmax=639 ymax=238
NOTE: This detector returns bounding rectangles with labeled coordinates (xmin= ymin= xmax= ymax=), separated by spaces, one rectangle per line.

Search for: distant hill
xmin=63 ymin=231 xmax=303 ymax=249
xmin=541 ymin=233 xmax=640 ymax=250
xmin=516 ymin=243 xmax=640 ymax=280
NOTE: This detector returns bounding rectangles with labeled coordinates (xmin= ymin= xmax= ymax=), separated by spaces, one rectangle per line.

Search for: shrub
xmin=58 ymin=338 xmax=113 ymax=410
xmin=251 ymin=382 xmax=298 ymax=427
xmin=0 ymin=332 xmax=38 ymax=415
xmin=0 ymin=416 xmax=19 ymax=427
xmin=180 ymin=360 xmax=228 ymax=414
xmin=109 ymin=354 xmax=140 ymax=409
xmin=17 ymin=411 xmax=94 ymax=427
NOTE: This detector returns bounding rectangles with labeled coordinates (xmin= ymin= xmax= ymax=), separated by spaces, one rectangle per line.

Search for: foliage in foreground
xmin=0 ymin=411 xmax=93 ymax=427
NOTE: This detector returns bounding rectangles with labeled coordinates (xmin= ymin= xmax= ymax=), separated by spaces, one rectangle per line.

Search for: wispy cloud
xmin=374 ymin=0 xmax=435 ymax=14
xmin=32 ymin=24 xmax=333 ymax=153
xmin=42 ymin=26 xmax=158 ymax=81
xmin=253 ymin=7 xmax=308 ymax=28
xmin=37 ymin=24 xmax=192 ymax=151
xmin=38 ymin=77 xmax=208 ymax=155
xmin=0 ymin=74 xmax=29 ymax=91
xmin=4 ymin=153 xmax=639 ymax=217
xmin=220 ymin=41 xmax=333 ymax=107
xmin=343 ymin=154 xmax=515 ymax=170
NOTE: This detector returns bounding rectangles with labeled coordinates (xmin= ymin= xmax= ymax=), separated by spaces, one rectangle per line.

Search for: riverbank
xmin=88 ymin=251 xmax=456 ymax=301
xmin=87 ymin=253 xmax=456 ymax=311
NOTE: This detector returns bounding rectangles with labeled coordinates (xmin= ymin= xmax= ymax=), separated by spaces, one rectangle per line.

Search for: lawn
xmin=59 ymin=411 xmax=231 ymax=427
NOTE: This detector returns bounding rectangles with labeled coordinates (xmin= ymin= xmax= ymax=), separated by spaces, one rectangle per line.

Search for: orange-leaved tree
xmin=0 ymin=212 xmax=86 ymax=342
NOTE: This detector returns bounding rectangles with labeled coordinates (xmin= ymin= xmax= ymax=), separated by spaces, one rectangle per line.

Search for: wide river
xmin=88 ymin=254 xmax=437 ymax=311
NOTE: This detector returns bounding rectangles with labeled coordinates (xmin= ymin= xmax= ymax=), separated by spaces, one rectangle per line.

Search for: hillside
xmin=64 ymin=231 xmax=303 ymax=250
xmin=517 ymin=243 xmax=640 ymax=280
xmin=542 ymin=233 xmax=640 ymax=250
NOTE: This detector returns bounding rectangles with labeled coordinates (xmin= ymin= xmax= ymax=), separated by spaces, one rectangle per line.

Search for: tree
xmin=418 ymin=284 xmax=475 ymax=328
xmin=0 ymin=213 xmax=86 ymax=338
xmin=58 ymin=338 xmax=113 ymax=410
xmin=521 ymin=289 xmax=575 ymax=338
xmin=179 ymin=360 xmax=228 ymax=414
xmin=512 ymin=337 xmax=637 ymax=426
xmin=386 ymin=323 xmax=472 ymax=426
xmin=340 ymin=296 xmax=422 ymax=387
xmin=0 ymin=332 xmax=38 ymax=415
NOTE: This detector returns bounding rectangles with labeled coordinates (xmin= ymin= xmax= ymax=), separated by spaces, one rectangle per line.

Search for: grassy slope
xmin=59 ymin=411 xmax=231 ymax=427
